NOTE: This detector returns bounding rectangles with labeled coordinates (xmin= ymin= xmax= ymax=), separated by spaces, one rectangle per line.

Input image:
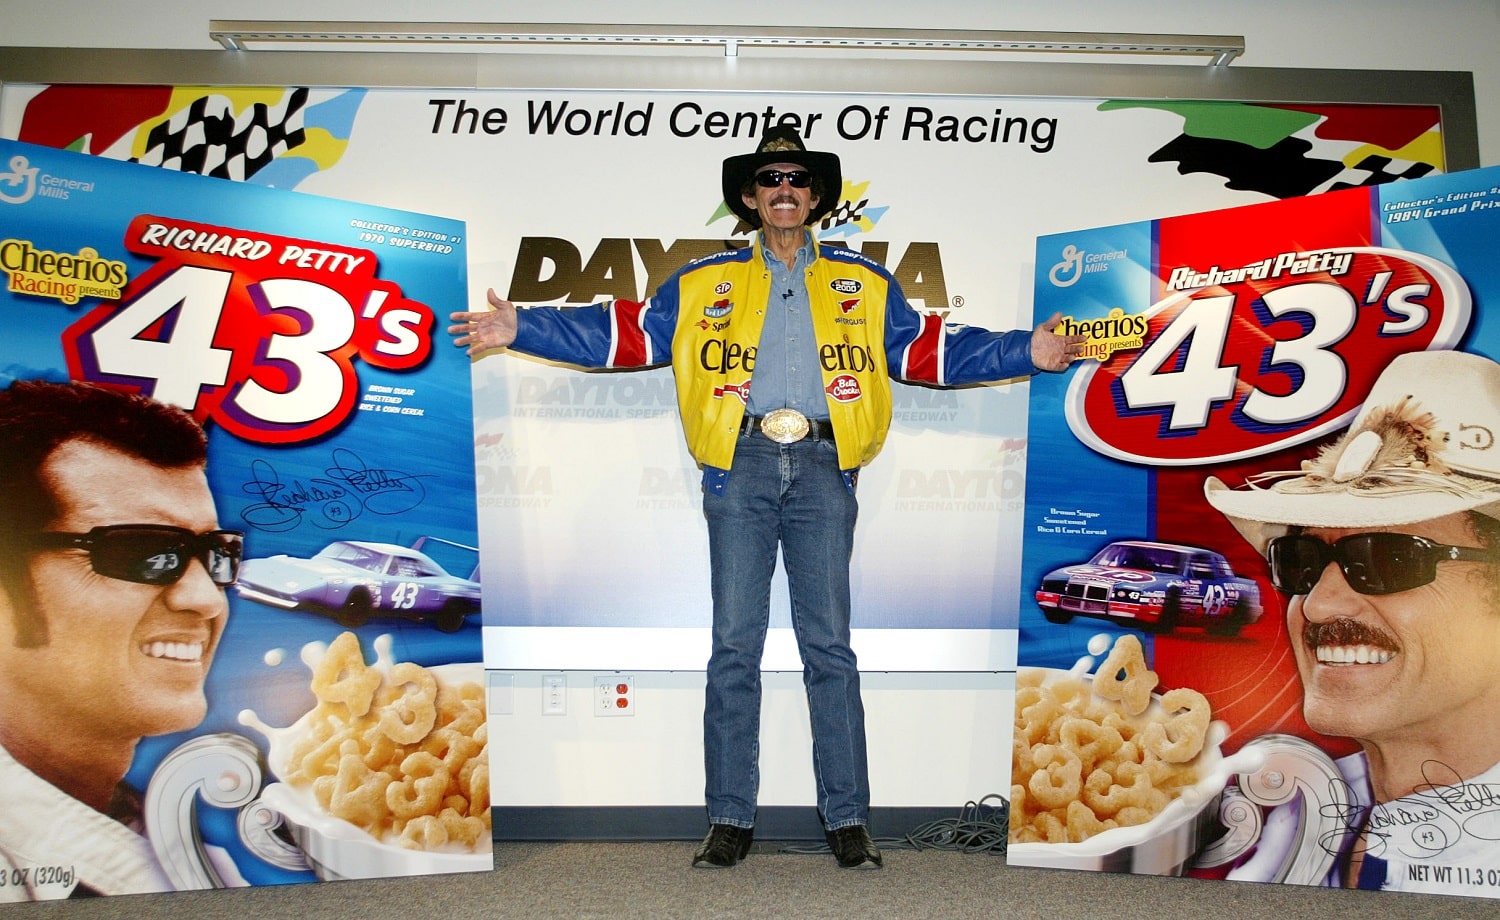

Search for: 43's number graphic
xmin=64 ymin=225 xmax=435 ymax=445
xmin=1072 ymin=247 xmax=1472 ymax=465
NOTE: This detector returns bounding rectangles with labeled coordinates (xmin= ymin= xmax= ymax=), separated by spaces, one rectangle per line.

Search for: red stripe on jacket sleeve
xmin=902 ymin=313 xmax=946 ymax=384
xmin=608 ymin=300 xmax=650 ymax=367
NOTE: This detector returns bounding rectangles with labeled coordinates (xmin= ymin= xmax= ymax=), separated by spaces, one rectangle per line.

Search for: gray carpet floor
xmin=5 ymin=842 xmax=1494 ymax=919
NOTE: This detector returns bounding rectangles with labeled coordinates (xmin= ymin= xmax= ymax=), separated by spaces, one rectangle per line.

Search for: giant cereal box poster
xmin=0 ymin=139 xmax=489 ymax=900
xmin=1014 ymin=163 xmax=1500 ymax=899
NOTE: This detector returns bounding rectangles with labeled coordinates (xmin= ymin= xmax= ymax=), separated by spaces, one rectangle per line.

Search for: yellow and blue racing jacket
xmin=509 ymin=235 xmax=1037 ymax=493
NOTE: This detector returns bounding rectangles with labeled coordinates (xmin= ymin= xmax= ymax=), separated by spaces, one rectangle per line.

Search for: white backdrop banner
xmin=0 ymin=84 xmax=1447 ymax=670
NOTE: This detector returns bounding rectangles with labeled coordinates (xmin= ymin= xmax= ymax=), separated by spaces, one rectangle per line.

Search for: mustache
xmin=1302 ymin=617 xmax=1400 ymax=652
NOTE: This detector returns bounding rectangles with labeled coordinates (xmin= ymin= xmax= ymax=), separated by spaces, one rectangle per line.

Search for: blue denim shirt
xmin=745 ymin=232 xmax=829 ymax=421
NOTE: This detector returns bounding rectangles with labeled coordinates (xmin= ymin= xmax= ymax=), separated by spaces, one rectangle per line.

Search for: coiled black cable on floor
xmin=892 ymin=794 xmax=1009 ymax=855
xmin=781 ymin=794 xmax=1010 ymax=857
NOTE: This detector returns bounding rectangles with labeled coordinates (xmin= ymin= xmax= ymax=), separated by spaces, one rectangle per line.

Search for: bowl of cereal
xmin=1007 ymin=634 xmax=1243 ymax=876
xmin=243 ymin=632 xmax=492 ymax=880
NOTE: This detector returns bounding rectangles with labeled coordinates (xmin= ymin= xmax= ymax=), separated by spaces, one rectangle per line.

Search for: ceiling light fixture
xmin=207 ymin=21 xmax=1244 ymax=66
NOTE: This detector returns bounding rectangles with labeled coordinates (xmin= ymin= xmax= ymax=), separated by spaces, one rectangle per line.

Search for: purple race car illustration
xmin=235 ymin=538 xmax=481 ymax=633
xmin=1034 ymin=539 xmax=1262 ymax=636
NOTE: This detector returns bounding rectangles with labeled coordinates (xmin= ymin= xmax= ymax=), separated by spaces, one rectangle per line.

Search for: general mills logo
xmin=1048 ymin=244 xmax=1085 ymax=288
xmin=0 ymin=155 xmax=39 ymax=205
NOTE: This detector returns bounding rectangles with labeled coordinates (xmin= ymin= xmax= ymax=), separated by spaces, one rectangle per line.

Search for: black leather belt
xmin=740 ymin=412 xmax=835 ymax=443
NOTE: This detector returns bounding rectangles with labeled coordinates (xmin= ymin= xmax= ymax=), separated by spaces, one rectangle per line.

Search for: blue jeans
xmin=701 ymin=433 xmax=869 ymax=830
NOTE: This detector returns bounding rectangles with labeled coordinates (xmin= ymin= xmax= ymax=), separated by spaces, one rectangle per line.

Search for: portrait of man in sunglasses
xmin=1205 ymin=349 xmax=1500 ymax=892
xmin=0 ymin=378 xmax=242 ymax=898
xmin=452 ymin=125 xmax=1084 ymax=870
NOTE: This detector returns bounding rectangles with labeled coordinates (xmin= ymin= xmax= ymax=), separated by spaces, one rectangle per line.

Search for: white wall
xmin=493 ymin=671 xmax=1008 ymax=812
xmin=3 ymin=0 xmax=1497 ymax=823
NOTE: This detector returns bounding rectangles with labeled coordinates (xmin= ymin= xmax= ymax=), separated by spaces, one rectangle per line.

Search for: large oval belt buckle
xmin=759 ymin=408 xmax=810 ymax=444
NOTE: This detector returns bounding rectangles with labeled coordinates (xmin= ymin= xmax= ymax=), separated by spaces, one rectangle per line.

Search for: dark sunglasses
xmin=1266 ymin=531 xmax=1498 ymax=596
xmin=754 ymin=169 xmax=813 ymax=188
xmin=28 ymin=525 xmax=243 ymax=587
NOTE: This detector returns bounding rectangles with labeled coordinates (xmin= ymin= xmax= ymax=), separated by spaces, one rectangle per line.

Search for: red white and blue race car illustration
xmin=235 ymin=538 xmax=481 ymax=632
xmin=1034 ymin=540 xmax=1262 ymax=636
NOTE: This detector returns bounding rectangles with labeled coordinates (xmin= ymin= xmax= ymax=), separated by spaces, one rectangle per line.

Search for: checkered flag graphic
xmin=819 ymin=197 xmax=868 ymax=234
xmin=135 ymin=88 xmax=310 ymax=181
xmin=1317 ymin=153 xmax=1438 ymax=194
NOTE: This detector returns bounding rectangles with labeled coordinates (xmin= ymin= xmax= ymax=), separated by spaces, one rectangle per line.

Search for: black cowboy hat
xmin=721 ymin=125 xmax=842 ymax=228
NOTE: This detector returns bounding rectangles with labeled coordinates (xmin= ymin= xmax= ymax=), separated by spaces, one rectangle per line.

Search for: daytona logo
xmin=1066 ymin=246 xmax=1472 ymax=465
xmin=507 ymin=237 xmax=949 ymax=309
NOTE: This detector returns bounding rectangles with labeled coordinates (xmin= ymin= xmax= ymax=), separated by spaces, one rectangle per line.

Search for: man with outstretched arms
xmin=453 ymin=126 xmax=1082 ymax=869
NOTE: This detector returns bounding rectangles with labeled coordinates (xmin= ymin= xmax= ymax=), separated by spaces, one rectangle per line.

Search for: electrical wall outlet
xmin=593 ymin=675 xmax=635 ymax=716
xmin=542 ymin=674 xmax=567 ymax=715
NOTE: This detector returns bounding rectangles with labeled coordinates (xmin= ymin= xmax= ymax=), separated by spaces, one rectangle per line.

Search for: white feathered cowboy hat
xmin=1204 ymin=350 xmax=1500 ymax=554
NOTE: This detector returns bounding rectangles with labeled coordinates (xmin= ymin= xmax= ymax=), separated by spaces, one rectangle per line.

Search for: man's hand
xmin=1030 ymin=312 xmax=1086 ymax=372
xmin=449 ymin=288 xmax=519 ymax=357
